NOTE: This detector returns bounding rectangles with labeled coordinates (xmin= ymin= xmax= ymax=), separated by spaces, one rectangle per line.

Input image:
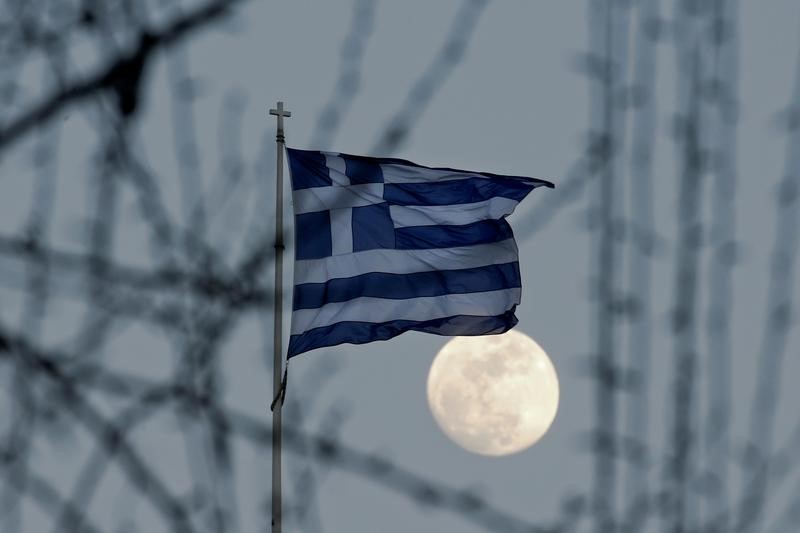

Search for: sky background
xmin=1 ymin=1 xmax=800 ymax=532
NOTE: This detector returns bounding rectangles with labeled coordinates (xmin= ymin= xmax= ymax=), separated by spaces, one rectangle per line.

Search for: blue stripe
xmin=285 ymin=147 xmax=557 ymax=190
xmin=395 ymin=219 xmax=513 ymax=250
xmin=340 ymin=151 xmax=555 ymax=188
xmin=287 ymin=309 xmax=519 ymax=357
xmin=293 ymin=262 xmax=521 ymax=310
xmin=384 ymin=177 xmax=535 ymax=206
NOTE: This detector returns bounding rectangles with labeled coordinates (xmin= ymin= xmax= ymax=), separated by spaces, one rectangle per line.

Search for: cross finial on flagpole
xmin=269 ymin=101 xmax=291 ymax=142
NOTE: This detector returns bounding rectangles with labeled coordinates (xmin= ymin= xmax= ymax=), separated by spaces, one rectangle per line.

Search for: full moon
xmin=426 ymin=329 xmax=559 ymax=456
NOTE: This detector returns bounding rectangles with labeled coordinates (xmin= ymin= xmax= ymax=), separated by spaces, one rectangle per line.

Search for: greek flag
xmin=286 ymin=148 xmax=554 ymax=357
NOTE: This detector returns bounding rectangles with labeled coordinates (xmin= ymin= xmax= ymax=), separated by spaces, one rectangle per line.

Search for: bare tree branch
xmin=0 ymin=0 xmax=245 ymax=151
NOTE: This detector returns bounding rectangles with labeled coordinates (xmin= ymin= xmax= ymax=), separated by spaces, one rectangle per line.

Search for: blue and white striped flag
xmin=285 ymin=148 xmax=554 ymax=357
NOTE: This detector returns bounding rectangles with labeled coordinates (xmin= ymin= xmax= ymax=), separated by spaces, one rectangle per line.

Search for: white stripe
xmin=389 ymin=197 xmax=520 ymax=228
xmin=293 ymin=239 xmax=519 ymax=284
xmin=325 ymin=154 xmax=349 ymax=186
xmin=330 ymin=207 xmax=353 ymax=255
xmin=290 ymin=287 xmax=521 ymax=334
xmin=381 ymin=164 xmax=480 ymax=184
xmin=292 ymin=183 xmax=384 ymax=214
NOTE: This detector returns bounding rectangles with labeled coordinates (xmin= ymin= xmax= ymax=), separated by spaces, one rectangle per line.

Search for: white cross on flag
xmin=285 ymin=148 xmax=554 ymax=357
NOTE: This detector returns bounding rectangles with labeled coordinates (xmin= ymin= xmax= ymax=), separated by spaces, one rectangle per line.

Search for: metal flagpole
xmin=269 ymin=101 xmax=290 ymax=533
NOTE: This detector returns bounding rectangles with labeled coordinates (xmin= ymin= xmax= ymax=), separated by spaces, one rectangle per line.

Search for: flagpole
xmin=269 ymin=101 xmax=290 ymax=533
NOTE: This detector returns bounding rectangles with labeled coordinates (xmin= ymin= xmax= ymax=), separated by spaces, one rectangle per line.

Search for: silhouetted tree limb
xmin=310 ymin=0 xmax=377 ymax=150
xmin=621 ymin=2 xmax=660 ymax=532
xmin=736 ymin=36 xmax=800 ymax=533
xmin=4 ymin=330 xmax=197 ymax=533
xmin=370 ymin=0 xmax=489 ymax=155
xmin=1 ymin=328 xmax=565 ymax=533
xmin=0 ymin=0 xmax=246 ymax=151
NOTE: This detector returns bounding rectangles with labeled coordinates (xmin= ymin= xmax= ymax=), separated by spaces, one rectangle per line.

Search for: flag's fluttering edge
xmin=285 ymin=149 xmax=554 ymax=357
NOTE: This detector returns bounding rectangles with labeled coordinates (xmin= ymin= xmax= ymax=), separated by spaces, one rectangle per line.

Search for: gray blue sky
xmin=1 ymin=1 xmax=799 ymax=532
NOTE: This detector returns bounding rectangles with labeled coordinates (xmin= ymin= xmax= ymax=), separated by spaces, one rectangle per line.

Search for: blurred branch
xmin=310 ymin=0 xmax=377 ymax=150
xmin=588 ymin=1 xmax=630 ymax=532
xmin=230 ymin=410 xmax=563 ymax=533
xmin=4 ymin=329 xmax=197 ymax=533
xmin=3 ymin=465 xmax=104 ymax=533
xmin=736 ymin=35 xmax=800 ymax=533
xmin=2 ymin=333 xmax=565 ymax=533
xmin=1 ymin=2 xmax=798 ymax=532
xmin=168 ymin=46 xmax=208 ymax=243
xmin=621 ymin=1 xmax=660 ymax=532
xmin=0 ymin=235 xmax=271 ymax=305
xmin=0 ymin=0 xmax=245 ymax=151
xmin=664 ymin=23 xmax=705 ymax=533
xmin=702 ymin=1 xmax=739 ymax=531
xmin=370 ymin=0 xmax=489 ymax=155
xmin=284 ymin=356 xmax=345 ymax=532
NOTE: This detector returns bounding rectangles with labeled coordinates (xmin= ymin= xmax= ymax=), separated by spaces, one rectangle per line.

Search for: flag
xmin=285 ymin=148 xmax=554 ymax=357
